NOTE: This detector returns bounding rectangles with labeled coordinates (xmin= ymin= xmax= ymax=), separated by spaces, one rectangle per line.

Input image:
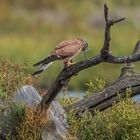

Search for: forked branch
xmin=37 ymin=4 xmax=140 ymax=111
xmin=101 ymin=4 xmax=125 ymax=56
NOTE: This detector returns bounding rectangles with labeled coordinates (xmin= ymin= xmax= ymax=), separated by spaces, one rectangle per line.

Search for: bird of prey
xmin=32 ymin=38 xmax=88 ymax=76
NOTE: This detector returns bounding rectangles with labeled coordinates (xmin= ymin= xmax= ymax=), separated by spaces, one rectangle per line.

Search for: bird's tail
xmin=32 ymin=62 xmax=53 ymax=76
xmin=32 ymin=55 xmax=61 ymax=76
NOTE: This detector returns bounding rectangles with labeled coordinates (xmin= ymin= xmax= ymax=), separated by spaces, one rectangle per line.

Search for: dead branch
xmin=66 ymin=40 xmax=140 ymax=115
xmin=37 ymin=4 xmax=140 ymax=111
xmin=101 ymin=4 xmax=125 ymax=56
xmin=127 ymin=40 xmax=140 ymax=68
xmin=65 ymin=74 xmax=140 ymax=114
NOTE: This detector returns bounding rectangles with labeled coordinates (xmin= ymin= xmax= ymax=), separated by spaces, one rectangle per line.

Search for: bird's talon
xmin=67 ymin=61 xmax=75 ymax=66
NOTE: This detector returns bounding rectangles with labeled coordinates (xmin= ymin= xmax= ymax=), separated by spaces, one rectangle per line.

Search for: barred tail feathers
xmin=32 ymin=62 xmax=53 ymax=76
xmin=32 ymin=55 xmax=62 ymax=76
xmin=33 ymin=55 xmax=61 ymax=67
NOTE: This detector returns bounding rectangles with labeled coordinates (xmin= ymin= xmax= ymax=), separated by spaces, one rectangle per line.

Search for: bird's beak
xmin=82 ymin=43 xmax=88 ymax=51
xmin=82 ymin=43 xmax=88 ymax=59
xmin=83 ymin=49 xmax=87 ymax=60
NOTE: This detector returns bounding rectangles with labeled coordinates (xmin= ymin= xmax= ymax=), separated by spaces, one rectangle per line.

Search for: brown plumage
xmin=32 ymin=38 xmax=88 ymax=76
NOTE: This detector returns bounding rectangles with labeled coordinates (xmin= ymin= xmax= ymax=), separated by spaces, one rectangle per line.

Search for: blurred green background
xmin=0 ymin=0 xmax=140 ymax=90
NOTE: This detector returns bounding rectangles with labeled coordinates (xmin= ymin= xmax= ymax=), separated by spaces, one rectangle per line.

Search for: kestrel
xmin=32 ymin=38 xmax=88 ymax=76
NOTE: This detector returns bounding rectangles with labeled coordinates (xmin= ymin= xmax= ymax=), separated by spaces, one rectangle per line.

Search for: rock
xmin=0 ymin=85 xmax=69 ymax=140
xmin=13 ymin=85 xmax=42 ymax=106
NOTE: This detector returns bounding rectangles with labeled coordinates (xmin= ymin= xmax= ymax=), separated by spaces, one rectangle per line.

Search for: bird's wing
xmin=52 ymin=41 xmax=82 ymax=57
xmin=55 ymin=40 xmax=70 ymax=50
xmin=55 ymin=38 xmax=82 ymax=50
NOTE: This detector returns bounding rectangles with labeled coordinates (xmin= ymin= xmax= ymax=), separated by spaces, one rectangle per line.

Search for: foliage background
xmin=0 ymin=0 xmax=140 ymax=90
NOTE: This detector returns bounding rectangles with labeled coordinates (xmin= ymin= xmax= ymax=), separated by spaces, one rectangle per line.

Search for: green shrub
xmin=65 ymin=80 xmax=140 ymax=140
xmin=0 ymin=59 xmax=31 ymax=99
xmin=10 ymin=103 xmax=26 ymax=120
xmin=60 ymin=77 xmax=105 ymax=107
xmin=3 ymin=103 xmax=48 ymax=140
xmin=68 ymin=97 xmax=140 ymax=140
xmin=85 ymin=76 xmax=105 ymax=98
xmin=0 ymin=89 xmax=7 ymax=99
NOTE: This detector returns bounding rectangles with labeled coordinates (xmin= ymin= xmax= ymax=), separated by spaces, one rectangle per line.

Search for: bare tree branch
xmin=37 ymin=4 xmax=140 ymax=112
xmin=132 ymin=40 xmax=140 ymax=54
xmin=101 ymin=4 xmax=125 ymax=56
xmin=112 ymin=18 xmax=125 ymax=24
xmin=65 ymin=75 xmax=140 ymax=114
xmin=104 ymin=4 xmax=108 ymax=22
xmin=130 ymin=40 xmax=140 ymax=68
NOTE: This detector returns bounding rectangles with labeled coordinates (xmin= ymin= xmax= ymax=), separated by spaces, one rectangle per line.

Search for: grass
xmin=0 ymin=24 xmax=139 ymax=89
xmin=0 ymin=1 xmax=140 ymax=90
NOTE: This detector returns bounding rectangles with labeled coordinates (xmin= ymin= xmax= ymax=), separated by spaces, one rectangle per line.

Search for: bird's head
xmin=82 ymin=39 xmax=88 ymax=51
xmin=76 ymin=38 xmax=88 ymax=60
xmin=76 ymin=38 xmax=88 ymax=51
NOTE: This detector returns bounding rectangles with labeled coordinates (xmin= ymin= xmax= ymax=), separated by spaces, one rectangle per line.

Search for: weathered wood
xmin=38 ymin=51 xmax=140 ymax=111
xmin=65 ymin=39 xmax=140 ymax=114
xmin=38 ymin=4 xmax=140 ymax=112
xmin=65 ymin=75 xmax=140 ymax=114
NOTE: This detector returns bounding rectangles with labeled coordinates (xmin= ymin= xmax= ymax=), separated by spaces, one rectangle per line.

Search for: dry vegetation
xmin=12 ymin=104 xmax=48 ymax=140
xmin=0 ymin=59 xmax=27 ymax=99
xmin=0 ymin=60 xmax=48 ymax=140
xmin=0 ymin=59 xmax=139 ymax=140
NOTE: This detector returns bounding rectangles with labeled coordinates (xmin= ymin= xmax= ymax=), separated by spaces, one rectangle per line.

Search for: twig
xmin=101 ymin=4 xmax=125 ymax=57
xmin=112 ymin=18 xmax=125 ymax=24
